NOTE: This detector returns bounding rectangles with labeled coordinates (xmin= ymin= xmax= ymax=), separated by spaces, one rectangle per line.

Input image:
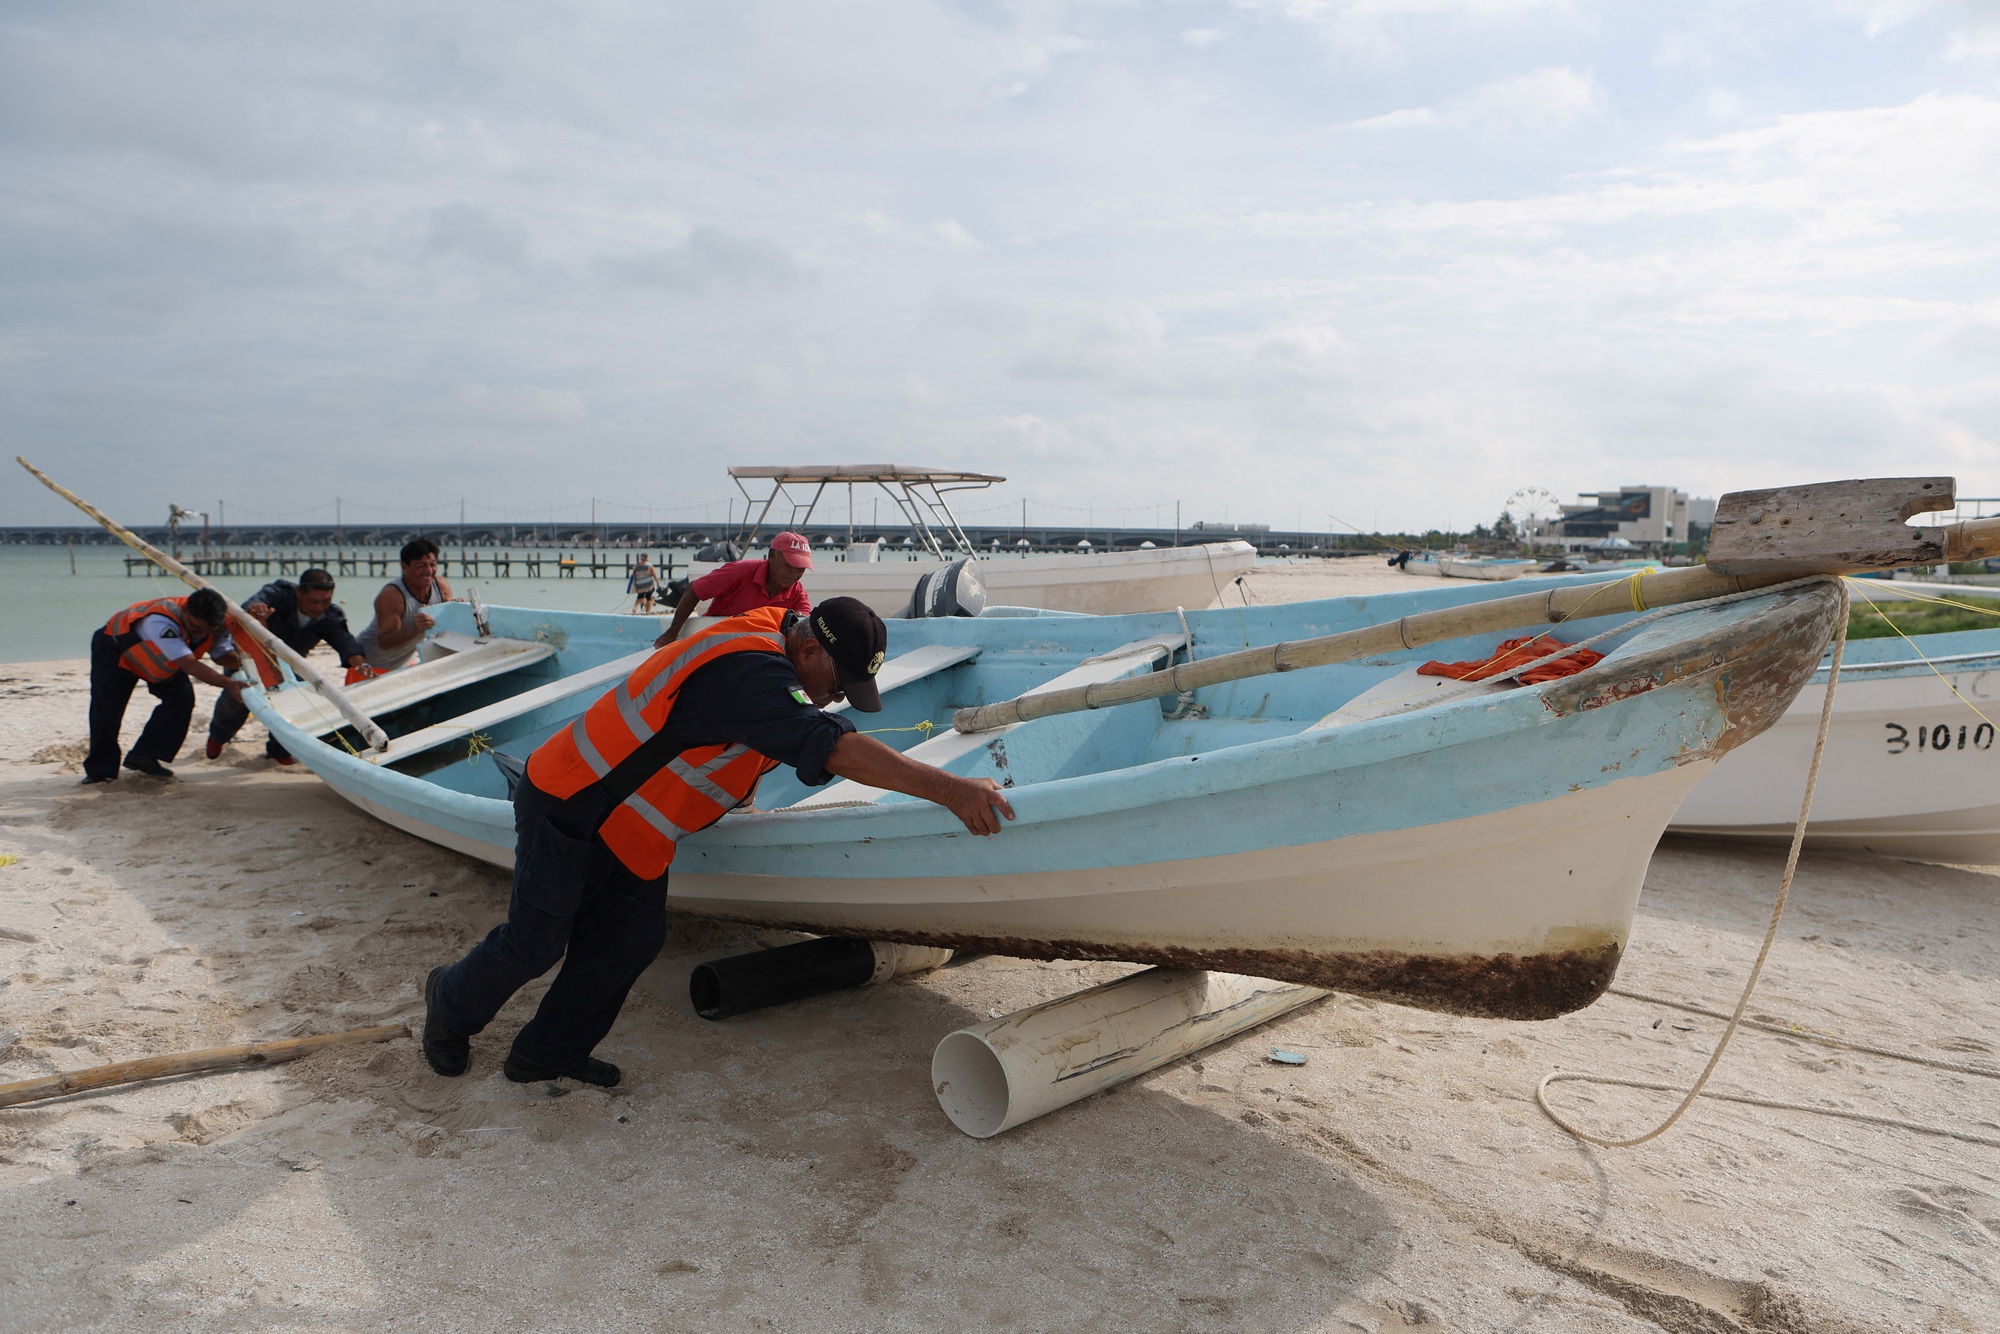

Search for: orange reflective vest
xmin=526 ymin=606 xmax=792 ymax=879
xmin=103 ymin=597 xmax=218 ymax=684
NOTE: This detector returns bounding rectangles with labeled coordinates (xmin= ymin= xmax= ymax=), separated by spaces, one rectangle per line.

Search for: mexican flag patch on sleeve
xmin=789 ymin=687 xmax=811 ymax=705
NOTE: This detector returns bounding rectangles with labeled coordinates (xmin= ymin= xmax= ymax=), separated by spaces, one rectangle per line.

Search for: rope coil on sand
xmin=1533 ymin=575 xmax=2000 ymax=1149
xmin=1539 ymin=576 xmax=2000 ymax=1149
xmin=1535 ymin=576 xmax=1850 ymax=1148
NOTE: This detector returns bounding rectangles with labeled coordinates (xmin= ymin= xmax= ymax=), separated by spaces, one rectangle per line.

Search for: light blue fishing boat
xmin=245 ymin=577 xmax=1839 ymax=1021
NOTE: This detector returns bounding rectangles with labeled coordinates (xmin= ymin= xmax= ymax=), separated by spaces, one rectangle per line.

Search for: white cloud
xmin=854 ymin=211 xmax=983 ymax=251
xmin=1347 ymin=66 xmax=1601 ymax=131
xmin=3 ymin=3 xmax=1998 ymax=535
xmin=409 ymin=384 xmax=589 ymax=427
xmin=592 ymin=226 xmax=805 ymax=292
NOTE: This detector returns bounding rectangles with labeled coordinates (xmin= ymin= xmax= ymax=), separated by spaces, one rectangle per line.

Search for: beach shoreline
xmin=2 ymin=565 xmax=1996 ymax=1332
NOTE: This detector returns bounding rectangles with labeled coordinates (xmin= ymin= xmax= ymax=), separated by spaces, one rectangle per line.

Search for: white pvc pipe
xmin=932 ymin=969 xmax=1326 ymax=1138
xmin=867 ymin=942 xmax=954 ymax=985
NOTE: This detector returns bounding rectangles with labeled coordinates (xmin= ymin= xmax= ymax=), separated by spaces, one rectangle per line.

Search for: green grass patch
xmin=1847 ymin=593 xmax=2000 ymax=639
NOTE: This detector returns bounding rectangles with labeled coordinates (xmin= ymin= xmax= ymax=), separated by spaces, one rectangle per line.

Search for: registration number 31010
xmin=1886 ymin=722 xmax=1996 ymax=754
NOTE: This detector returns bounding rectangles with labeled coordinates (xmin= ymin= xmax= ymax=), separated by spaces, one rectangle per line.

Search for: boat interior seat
xmin=265 ymin=634 xmax=558 ymax=738
xmin=1305 ymin=663 xmax=1517 ymax=732
xmin=370 ymin=648 xmax=653 ymax=766
xmin=403 ymin=641 xmax=988 ymax=795
xmin=788 ymin=632 xmax=1187 ymax=808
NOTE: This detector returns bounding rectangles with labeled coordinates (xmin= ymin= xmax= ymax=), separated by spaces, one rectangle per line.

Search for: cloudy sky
xmin=5 ymin=0 xmax=1999 ymax=536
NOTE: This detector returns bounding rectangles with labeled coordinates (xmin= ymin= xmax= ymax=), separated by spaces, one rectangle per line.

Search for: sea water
xmin=0 ymin=545 xmax=712 ymax=665
xmin=0 ymin=542 xmax=1286 ymax=665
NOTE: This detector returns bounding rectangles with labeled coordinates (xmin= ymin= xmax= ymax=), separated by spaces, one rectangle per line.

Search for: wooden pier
xmin=127 ymin=552 xmax=666 ymax=581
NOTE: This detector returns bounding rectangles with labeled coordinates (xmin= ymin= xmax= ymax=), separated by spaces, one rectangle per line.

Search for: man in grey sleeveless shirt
xmin=357 ymin=537 xmax=455 ymax=672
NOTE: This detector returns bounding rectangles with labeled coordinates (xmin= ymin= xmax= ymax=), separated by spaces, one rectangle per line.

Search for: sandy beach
xmin=3 ymin=560 xmax=1997 ymax=1333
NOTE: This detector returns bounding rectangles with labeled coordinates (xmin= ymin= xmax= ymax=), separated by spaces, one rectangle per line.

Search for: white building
xmin=1554 ymin=485 xmax=1691 ymax=553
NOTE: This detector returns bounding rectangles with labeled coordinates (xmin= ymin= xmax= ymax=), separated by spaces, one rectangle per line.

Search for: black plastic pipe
xmin=690 ymin=937 xmax=880 ymax=1020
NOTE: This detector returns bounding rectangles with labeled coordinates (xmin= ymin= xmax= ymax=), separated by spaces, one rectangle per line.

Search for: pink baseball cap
xmin=770 ymin=531 xmax=814 ymax=570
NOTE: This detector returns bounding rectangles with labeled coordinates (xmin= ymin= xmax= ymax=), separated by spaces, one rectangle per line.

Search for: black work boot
xmin=122 ymin=756 xmax=174 ymax=778
xmin=422 ymin=966 xmax=470 ymax=1077
xmin=503 ymin=1051 xmax=621 ymax=1088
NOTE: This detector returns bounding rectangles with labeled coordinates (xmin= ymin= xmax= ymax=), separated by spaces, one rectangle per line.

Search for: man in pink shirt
xmin=654 ymin=531 xmax=814 ymax=646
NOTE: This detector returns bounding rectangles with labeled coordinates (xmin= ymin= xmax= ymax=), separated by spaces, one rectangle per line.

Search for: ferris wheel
xmin=1503 ymin=487 xmax=1563 ymax=540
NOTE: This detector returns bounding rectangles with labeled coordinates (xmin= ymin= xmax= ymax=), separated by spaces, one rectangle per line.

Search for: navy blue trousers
xmin=432 ymin=776 xmax=670 ymax=1069
xmin=208 ymin=689 xmax=290 ymax=759
xmin=86 ymin=630 xmax=194 ymax=781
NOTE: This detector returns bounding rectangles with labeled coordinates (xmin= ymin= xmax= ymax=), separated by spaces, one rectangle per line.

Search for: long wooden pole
xmin=953 ymin=516 xmax=2000 ymax=737
xmin=953 ymin=565 xmax=1794 ymax=733
xmin=17 ymin=455 xmax=390 ymax=751
xmin=0 ymin=1024 xmax=405 ymax=1109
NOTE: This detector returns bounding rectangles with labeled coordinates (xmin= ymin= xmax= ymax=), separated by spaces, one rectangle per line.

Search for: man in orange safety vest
xmin=84 ymin=588 xmax=246 ymax=784
xmin=421 ymin=597 xmax=1012 ymax=1088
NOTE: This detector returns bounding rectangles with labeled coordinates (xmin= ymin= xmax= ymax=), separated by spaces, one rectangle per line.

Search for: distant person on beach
xmin=626 ymin=554 xmax=659 ymax=614
xmin=420 ymin=597 xmax=1013 ymax=1088
xmin=356 ymin=537 xmax=455 ymax=676
xmin=205 ymin=569 xmax=369 ymax=766
xmin=653 ymin=531 xmax=813 ymax=647
xmin=83 ymin=588 xmax=244 ymax=784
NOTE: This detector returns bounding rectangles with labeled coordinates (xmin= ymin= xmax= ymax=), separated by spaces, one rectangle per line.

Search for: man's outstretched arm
xmin=823 ymin=733 xmax=1014 ymax=836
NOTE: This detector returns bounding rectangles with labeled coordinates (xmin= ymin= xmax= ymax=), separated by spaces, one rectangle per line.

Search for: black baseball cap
xmin=809 ymin=597 xmax=887 ymax=712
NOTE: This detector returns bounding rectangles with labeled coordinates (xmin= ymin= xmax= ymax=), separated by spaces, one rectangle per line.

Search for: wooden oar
xmin=0 ymin=1024 xmax=406 ymax=1109
xmin=17 ymin=455 xmax=390 ymax=751
xmin=953 ymin=476 xmax=2000 ymax=734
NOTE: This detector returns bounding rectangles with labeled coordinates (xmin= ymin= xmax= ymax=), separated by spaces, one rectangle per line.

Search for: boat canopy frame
xmin=728 ymin=464 xmax=1004 ymax=561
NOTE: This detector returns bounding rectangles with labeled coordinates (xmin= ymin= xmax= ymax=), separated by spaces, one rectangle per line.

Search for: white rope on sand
xmin=1537 ymin=576 xmax=1854 ymax=1149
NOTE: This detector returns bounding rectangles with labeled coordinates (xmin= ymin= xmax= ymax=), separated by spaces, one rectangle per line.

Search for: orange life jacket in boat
xmin=103 ymin=597 xmax=218 ymax=684
xmin=1418 ymin=635 xmax=1605 ymax=686
xmin=526 ymin=606 xmax=790 ymax=879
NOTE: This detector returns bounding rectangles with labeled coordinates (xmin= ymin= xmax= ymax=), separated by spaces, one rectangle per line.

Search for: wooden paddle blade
xmin=1706 ymin=477 xmax=1955 ymax=574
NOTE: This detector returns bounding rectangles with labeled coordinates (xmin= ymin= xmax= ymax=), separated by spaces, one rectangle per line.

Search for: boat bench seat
xmin=1305 ymin=663 xmax=1515 ymax=732
xmin=264 ymin=634 xmax=557 ymax=738
xmin=791 ymin=632 xmax=1186 ymax=808
xmin=375 ymin=640 xmax=984 ymax=769
xmin=370 ymin=647 xmax=653 ymax=766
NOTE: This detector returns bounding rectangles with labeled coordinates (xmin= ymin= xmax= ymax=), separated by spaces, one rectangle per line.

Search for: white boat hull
xmin=1672 ymin=644 xmax=2000 ymax=862
xmin=670 ymin=765 xmax=1710 ymax=1000
xmin=1437 ymin=556 xmax=1536 ymax=581
xmin=694 ymin=541 xmax=1257 ymax=617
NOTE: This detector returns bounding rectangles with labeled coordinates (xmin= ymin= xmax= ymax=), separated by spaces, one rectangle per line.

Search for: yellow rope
xmin=464 ymin=732 xmax=496 ymax=764
xmin=860 ymin=719 xmax=936 ymax=738
xmin=1843 ymin=578 xmax=1999 ymax=731
xmin=1549 ymin=575 xmax=1630 ymax=626
xmin=1843 ymin=579 xmax=2000 ymax=618
xmin=1627 ymin=572 xmax=1647 ymax=612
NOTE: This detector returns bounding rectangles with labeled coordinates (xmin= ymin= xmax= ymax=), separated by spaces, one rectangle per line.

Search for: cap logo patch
xmin=867 ymin=651 xmax=884 ymax=674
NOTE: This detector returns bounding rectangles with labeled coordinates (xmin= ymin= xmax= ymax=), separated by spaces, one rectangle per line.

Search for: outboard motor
xmin=693 ymin=539 xmax=742 ymax=564
xmin=902 ymin=557 xmax=986 ymax=619
xmin=658 ymin=575 xmax=691 ymax=608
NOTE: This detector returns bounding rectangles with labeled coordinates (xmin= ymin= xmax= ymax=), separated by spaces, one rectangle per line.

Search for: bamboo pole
xmin=954 ymin=507 xmax=2000 ymax=734
xmin=16 ymin=455 xmax=390 ymax=751
xmin=953 ymin=565 xmax=1792 ymax=734
xmin=0 ymin=1024 xmax=405 ymax=1109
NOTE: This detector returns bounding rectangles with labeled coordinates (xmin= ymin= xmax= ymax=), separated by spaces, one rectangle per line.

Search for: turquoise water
xmin=0 ymin=545 xmax=702 ymax=664
xmin=0 ymin=543 xmax=1295 ymax=664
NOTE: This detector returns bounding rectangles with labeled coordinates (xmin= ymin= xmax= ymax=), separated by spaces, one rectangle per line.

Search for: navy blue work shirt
xmin=546 ymin=643 xmax=857 ymax=846
xmin=247 ymin=580 xmax=365 ymax=662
